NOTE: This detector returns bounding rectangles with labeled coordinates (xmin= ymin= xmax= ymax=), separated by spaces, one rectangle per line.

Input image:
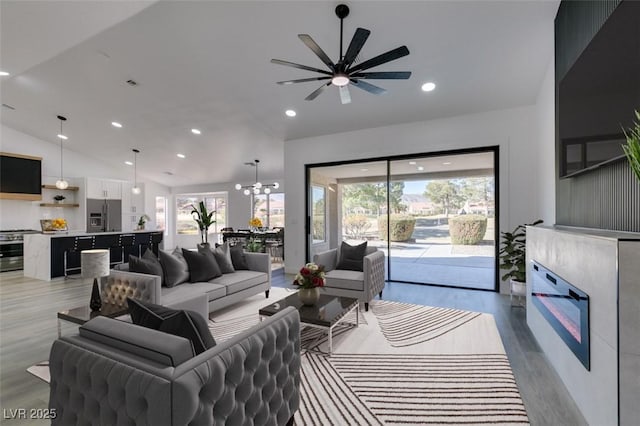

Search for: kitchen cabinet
xmin=87 ymin=178 xmax=122 ymax=199
xmin=121 ymin=182 xmax=145 ymax=231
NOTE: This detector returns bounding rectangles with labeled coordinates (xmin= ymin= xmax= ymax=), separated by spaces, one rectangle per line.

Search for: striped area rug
xmin=208 ymin=291 xmax=529 ymax=425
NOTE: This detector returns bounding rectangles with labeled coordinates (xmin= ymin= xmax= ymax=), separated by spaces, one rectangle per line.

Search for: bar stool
xmin=64 ymin=236 xmax=95 ymax=277
xmin=119 ymin=234 xmax=136 ymax=262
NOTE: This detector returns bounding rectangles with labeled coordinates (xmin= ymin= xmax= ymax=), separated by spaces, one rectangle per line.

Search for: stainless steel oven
xmin=0 ymin=241 xmax=24 ymax=272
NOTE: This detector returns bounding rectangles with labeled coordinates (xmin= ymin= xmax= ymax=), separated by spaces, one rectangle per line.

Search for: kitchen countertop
xmin=26 ymin=230 xmax=159 ymax=238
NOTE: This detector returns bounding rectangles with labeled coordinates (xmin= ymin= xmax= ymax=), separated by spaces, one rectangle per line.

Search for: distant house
xmin=401 ymin=194 xmax=436 ymax=215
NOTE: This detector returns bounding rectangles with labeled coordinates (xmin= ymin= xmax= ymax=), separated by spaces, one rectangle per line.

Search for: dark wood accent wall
xmin=555 ymin=0 xmax=640 ymax=232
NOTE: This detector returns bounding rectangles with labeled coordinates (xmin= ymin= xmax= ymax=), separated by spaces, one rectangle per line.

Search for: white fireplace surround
xmin=527 ymin=226 xmax=640 ymax=426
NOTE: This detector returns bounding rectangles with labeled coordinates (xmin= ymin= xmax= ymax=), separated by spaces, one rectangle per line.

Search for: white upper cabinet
xmin=86 ymin=178 xmax=122 ymax=199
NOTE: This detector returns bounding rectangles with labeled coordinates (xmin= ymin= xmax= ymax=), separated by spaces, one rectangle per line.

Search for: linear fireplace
xmin=531 ymin=261 xmax=590 ymax=370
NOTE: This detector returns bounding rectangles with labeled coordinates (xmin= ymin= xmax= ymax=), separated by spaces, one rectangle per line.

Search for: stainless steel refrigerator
xmin=87 ymin=199 xmax=122 ymax=232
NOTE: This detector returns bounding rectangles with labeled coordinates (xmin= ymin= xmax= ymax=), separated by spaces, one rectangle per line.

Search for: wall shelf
xmin=41 ymin=184 xmax=79 ymax=191
xmin=39 ymin=203 xmax=80 ymax=208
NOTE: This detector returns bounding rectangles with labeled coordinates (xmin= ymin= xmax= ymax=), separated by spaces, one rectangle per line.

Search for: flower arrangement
xmin=293 ymin=262 xmax=326 ymax=289
xmin=51 ymin=218 xmax=67 ymax=230
xmin=249 ymin=217 xmax=263 ymax=228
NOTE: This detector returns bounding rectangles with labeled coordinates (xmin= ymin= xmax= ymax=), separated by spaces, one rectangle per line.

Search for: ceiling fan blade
xmin=350 ymin=79 xmax=387 ymax=95
xmin=339 ymin=85 xmax=352 ymax=104
xmin=298 ymin=34 xmax=335 ymax=70
xmin=277 ymin=76 xmax=331 ymax=85
xmin=351 ymin=71 xmax=411 ymax=80
xmin=348 ymin=46 xmax=410 ymax=73
xmin=305 ymin=82 xmax=332 ymax=101
xmin=343 ymin=28 xmax=371 ymax=67
xmin=270 ymin=59 xmax=333 ymax=76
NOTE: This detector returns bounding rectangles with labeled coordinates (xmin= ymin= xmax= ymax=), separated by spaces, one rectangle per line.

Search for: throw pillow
xmin=230 ymin=244 xmax=249 ymax=270
xmin=182 ymin=249 xmax=222 ymax=282
xmin=158 ymin=247 xmax=190 ymax=288
xmin=127 ymin=298 xmax=215 ymax=355
xmin=210 ymin=242 xmax=235 ymax=274
xmin=142 ymin=248 xmax=159 ymax=262
xmin=336 ymin=241 xmax=368 ymax=271
xmin=129 ymin=254 xmax=164 ymax=280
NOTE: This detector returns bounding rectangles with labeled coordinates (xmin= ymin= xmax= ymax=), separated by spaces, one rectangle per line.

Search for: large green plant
xmin=190 ymin=201 xmax=215 ymax=244
xmin=499 ymin=219 xmax=543 ymax=283
xmin=622 ymin=110 xmax=640 ymax=182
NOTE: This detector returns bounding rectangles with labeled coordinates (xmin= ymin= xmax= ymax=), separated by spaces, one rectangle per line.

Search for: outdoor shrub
xmin=344 ymin=214 xmax=372 ymax=239
xmin=378 ymin=214 xmax=416 ymax=242
xmin=449 ymin=215 xmax=487 ymax=245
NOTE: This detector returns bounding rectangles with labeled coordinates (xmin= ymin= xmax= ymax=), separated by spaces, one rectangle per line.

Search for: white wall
xmin=283 ymin=106 xmax=540 ymax=293
xmin=534 ymin=51 xmax=556 ymax=224
xmin=0 ymin=125 xmax=169 ymax=231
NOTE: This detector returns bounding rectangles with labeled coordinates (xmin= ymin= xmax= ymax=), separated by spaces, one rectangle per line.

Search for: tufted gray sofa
xmin=102 ymin=251 xmax=271 ymax=320
xmin=313 ymin=246 xmax=385 ymax=311
xmin=49 ymin=306 xmax=300 ymax=426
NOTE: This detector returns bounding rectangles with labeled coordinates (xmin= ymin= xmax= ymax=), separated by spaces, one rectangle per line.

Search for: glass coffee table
xmin=57 ymin=304 xmax=129 ymax=337
xmin=259 ymin=292 xmax=359 ymax=355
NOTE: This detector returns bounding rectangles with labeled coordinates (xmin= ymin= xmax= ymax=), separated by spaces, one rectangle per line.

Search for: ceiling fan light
xmin=331 ymin=74 xmax=350 ymax=87
xmin=55 ymin=179 xmax=69 ymax=190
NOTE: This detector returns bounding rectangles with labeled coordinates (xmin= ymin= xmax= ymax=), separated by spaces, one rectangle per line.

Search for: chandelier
xmin=235 ymin=159 xmax=279 ymax=196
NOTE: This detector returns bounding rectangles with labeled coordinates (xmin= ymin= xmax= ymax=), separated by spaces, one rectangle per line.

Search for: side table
xmin=57 ymin=304 xmax=129 ymax=337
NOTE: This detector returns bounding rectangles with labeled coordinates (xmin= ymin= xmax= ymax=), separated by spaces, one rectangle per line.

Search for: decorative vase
xmin=298 ymin=287 xmax=320 ymax=306
xmin=89 ymin=278 xmax=102 ymax=311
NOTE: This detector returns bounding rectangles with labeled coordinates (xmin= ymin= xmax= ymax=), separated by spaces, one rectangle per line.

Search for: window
xmin=252 ymin=193 xmax=285 ymax=228
xmin=176 ymin=192 xmax=227 ymax=235
xmin=312 ymin=186 xmax=325 ymax=242
xmin=155 ymin=196 xmax=168 ymax=235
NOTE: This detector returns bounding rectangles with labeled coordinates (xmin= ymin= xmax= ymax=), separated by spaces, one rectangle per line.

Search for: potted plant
xmin=622 ymin=110 xmax=640 ymax=183
xmin=53 ymin=195 xmax=66 ymax=204
xmin=190 ymin=201 xmax=215 ymax=245
xmin=499 ymin=219 xmax=543 ymax=302
xmin=137 ymin=214 xmax=150 ymax=230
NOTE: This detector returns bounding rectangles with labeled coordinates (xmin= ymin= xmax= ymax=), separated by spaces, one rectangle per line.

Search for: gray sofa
xmin=103 ymin=251 xmax=271 ymax=319
xmin=313 ymin=246 xmax=385 ymax=311
xmin=49 ymin=306 xmax=301 ymax=426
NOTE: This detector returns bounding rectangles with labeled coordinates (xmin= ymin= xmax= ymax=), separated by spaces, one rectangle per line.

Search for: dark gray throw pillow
xmin=158 ymin=247 xmax=190 ymax=288
xmin=336 ymin=241 xmax=368 ymax=271
xmin=127 ymin=298 xmax=215 ymax=355
xmin=129 ymin=255 xmax=164 ymax=280
xmin=230 ymin=244 xmax=249 ymax=270
xmin=182 ymin=248 xmax=222 ymax=282
xmin=210 ymin=242 xmax=235 ymax=274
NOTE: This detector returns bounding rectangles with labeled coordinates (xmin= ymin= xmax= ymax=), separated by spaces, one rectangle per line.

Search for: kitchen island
xmin=24 ymin=230 xmax=163 ymax=281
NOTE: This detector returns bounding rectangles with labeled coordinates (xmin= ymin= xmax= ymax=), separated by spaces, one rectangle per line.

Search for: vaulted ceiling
xmin=0 ymin=1 xmax=558 ymax=187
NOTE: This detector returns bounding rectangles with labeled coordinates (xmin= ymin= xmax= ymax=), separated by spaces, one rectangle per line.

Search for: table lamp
xmin=81 ymin=249 xmax=110 ymax=311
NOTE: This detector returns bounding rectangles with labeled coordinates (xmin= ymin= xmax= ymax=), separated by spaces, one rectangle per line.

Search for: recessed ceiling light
xmin=360 ymin=168 xmax=369 ymax=172
xmin=285 ymin=109 xmax=296 ymax=117
xmin=0 ymin=71 xmax=9 ymax=76
xmin=421 ymin=82 xmax=436 ymax=92
xmin=191 ymin=128 xmax=201 ymax=135
xmin=442 ymin=161 xmax=452 ymax=165
xmin=417 ymin=166 xmax=425 ymax=171
xmin=125 ymin=161 xmax=133 ymax=166
xmin=57 ymin=134 xmax=68 ymax=140
xmin=409 ymin=161 xmax=416 ymax=165
xmin=177 ymin=153 xmax=186 ymax=159
xmin=111 ymin=121 xmax=122 ymax=128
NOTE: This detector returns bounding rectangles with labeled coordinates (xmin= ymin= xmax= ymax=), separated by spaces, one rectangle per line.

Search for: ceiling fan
xmin=271 ymin=4 xmax=411 ymax=104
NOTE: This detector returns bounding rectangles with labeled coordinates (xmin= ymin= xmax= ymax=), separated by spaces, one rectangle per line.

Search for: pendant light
xmin=55 ymin=115 xmax=69 ymax=189
xmin=234 ymin=159 xmax=279 ymax=196
xmin=131 ymin=149 xmax=141 ymax=194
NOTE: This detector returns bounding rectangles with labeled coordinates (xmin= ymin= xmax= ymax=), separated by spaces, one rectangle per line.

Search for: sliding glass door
xmin=306 ymin=147 xmax=498 ymax=291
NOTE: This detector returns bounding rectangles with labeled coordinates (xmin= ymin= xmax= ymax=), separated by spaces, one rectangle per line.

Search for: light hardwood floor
xmin=0 ymin=270 xmax=586 ymax=425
